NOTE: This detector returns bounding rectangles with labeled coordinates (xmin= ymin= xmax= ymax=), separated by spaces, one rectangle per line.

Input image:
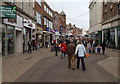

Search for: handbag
xmin=81 ymin=45 xmax=86 ymax=57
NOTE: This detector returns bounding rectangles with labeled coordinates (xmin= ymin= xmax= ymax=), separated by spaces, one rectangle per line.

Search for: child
xmin=97 ymin=45 xmax=101 ymax=54
xmin=89 ymin=45 xmax=92 ymax=53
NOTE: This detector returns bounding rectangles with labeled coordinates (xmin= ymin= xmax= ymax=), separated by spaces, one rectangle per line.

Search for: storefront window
xmin=104 ymin=29 xmax=110 ymax=47
xmin=2 ymin=24 xmax=6 ymax=56
xmin=7 ymin=25 xmax=15 ymax=54
xmin=118 ymin=27 xmax=120 ymax=49
xmin=110 ymin=29 xmax=115 ymax=48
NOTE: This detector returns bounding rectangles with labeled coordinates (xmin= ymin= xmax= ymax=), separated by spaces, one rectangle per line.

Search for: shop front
xmin=23 ymin=19 xmax=35 ymax=52
xmin=2 ymin=24 xmax=15 ymax=56
xmin=35 ymin=27 xmax=43 ymax=48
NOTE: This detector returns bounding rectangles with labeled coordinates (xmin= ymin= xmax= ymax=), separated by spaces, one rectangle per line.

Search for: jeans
xmin=77 ymin=57 xmax=85 ymax=70
xmin=61 ymin=52 xmax=65 ymax=57
xmin=28 ymin=46 xmax=32 ymax=54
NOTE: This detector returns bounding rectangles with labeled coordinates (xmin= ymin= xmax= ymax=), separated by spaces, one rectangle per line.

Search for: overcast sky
xmin=45 ymin=0 xmax=90 ymax=31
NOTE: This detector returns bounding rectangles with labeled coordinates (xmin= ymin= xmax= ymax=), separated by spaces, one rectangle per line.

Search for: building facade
xmin=89 ymin=0 xmax=103 ymax=44
xmin=59 ymin=11 xmax=66 ymax=35
xmin=102 ymin=1 xmax=120 ymax=49
xmin=1 ymin=1 xmax=36 ymax=56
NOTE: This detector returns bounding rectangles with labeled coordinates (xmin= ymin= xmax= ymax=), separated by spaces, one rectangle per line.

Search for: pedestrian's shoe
xmin=67 ymin=66 xmax=70 ymax=68
xmin=83 ymin=69 xmax=85 ymax=71
xmin=77 ymin=67 xmax=79 ymax=69
xmin=72 ymin=68 xmax=75 ymax=70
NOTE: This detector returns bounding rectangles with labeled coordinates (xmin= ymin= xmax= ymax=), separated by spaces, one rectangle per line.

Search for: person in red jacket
xmin=61 ymin=41 xmax=67 ymax=59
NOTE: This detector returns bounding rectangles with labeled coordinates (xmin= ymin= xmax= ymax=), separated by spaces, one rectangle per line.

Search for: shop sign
xmin=24 ymin=19 xmax=35 ymax=29
xmin=0 ymin=6 xmax=16 ymax=18
xmin=46 ymin=27 xmax=50 ymax=31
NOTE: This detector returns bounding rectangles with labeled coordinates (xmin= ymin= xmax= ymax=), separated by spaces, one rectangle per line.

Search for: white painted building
xmin=89 ymin=0 xmax=103 ymax=43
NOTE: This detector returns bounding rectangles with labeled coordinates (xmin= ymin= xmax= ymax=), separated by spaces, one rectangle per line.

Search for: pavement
xmin=97 ymin=48 xmax=119 ymax=79
xmin=2 ymin=47 xmax=54 ymax=82
xmin=2 ymin=46 xmax=119 ymax=82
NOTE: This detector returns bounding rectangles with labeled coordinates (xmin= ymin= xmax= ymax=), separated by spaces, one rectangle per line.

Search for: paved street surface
xmin=2 ymin=47 xmax=118 ymax=82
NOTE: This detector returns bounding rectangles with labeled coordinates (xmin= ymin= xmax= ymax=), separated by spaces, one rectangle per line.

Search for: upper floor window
xmin=36 ymin=11 xmax=42 ymax=25
xmin=44 ymin=5 xmax=46 ymax=11
xmin=104 ymin=0 xmax=107 ymax=6
xmin=110 ymin=8 xmax=113 ymax=18
xmin=119 ymin=3 xmax=120 ymax=14
xmin=36 ymin=0 xmax=42 ymax=7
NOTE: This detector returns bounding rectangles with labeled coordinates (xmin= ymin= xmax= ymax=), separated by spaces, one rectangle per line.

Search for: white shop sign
xmin=24 ymin=19 xmax=35 ymax=29
xmin=102 ymin=23 xmax=111 ymax=29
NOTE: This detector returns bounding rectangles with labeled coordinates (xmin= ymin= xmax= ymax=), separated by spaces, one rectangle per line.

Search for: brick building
xmin=34 ymin=1 xmax=43 ymax=47
xmin=59 ymin=11 xmax=66 ymax=35
xmin=102 ymin=1 xmax=120 ymax=49
xmin=42 ymin=2 xmax=54 ymax=45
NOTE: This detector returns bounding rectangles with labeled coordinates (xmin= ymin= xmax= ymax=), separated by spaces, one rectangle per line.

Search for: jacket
xmin=61 ymin=43 xmax=67 ymax=52
xmin=75 ymin=44 xmax=86 ymax=57
xmin=67 ymin=43 xmax=75 ymax=55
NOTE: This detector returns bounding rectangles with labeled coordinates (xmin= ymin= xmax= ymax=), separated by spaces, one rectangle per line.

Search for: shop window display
xmin=7 ymin=25 xmax=15 ymax=54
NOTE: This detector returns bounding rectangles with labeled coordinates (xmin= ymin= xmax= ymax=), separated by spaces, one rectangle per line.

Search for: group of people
xmin=89 ymin=39 xmax=106 ymax=55
xmin=27 ymin=39 xmax=39 ymax=54
xmin=53 ymin=38 xmax=86 ymax=71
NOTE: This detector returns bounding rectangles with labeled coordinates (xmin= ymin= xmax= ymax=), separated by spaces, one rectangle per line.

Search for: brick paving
xmin=2 ymin=47 xmax=54 ymax=82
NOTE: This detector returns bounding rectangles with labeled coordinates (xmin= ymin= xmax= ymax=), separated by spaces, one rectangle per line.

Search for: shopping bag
xmin=85 ymin=53 xmax=90 ymax=57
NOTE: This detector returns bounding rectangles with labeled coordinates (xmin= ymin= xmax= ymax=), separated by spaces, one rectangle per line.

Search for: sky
xmin=45 ymin=0 xmax=90 ymax=32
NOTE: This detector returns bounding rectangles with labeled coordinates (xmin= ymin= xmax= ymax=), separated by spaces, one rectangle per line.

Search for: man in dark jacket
xmin=66 ymin=40 xmax=75 ymax=70
xmin=101 ymin=40 xmax=106 ymax=55
xmin=28 ymin=39 xmax=32 ymax=54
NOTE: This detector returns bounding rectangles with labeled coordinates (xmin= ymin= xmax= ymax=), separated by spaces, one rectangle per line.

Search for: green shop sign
xmin=0 ymin=6 xmax=16 ymax=18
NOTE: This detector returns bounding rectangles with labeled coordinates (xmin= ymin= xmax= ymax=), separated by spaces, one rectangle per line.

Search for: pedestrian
xmin=66 ymin=40 xmax=75 ymax=70
xmin=89 ymin=45 xmax=92 ymax=53
xmin=32 ymin=40 xmax=37 ymax=51
xmin=101 ymin=40 xmax=106 ymax=55
xmin=45 ymin=40 xmax=48 ymax=48
xmin=90 ymin=39 xmax=93 ymax=47
xmin=75 ymin=40 xmax=86 ymax=71
xmin=94 ymin=40 xmax=98 ymax=54
xmin=97 ymin=45 xmax=101 ymax=54
xmin=112 ymin=40 xmax=116 ymax=51
xmin=28 ymin=39 xmax=32 ymax=54
xmin=54 ymin=41 xmax=58 ymax=56
xmin=61 ymin=41 xmax=67 ymax=59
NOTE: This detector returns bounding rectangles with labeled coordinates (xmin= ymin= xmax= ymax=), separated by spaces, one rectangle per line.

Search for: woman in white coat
xmin=75 ymin=40 xmax=86 ymax=71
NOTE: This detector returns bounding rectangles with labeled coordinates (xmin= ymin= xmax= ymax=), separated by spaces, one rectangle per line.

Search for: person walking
xmin=28 ymin=39 xmax=32 ymax=54
xmin=66 ymin=40 xmax=75 ymax=70
xmin=94 ymin=40 xmax=98 ymax=54
xmin=45 ymin=40 xmax=48 ymax=48
xmin=61 ymin=41 xmax=67 ymax=59
xmin=101 ymin=40 xmax=106 ymax=55
xmin=54 ymin=41 xmax=58 ymax=56
xmin=90 ymin=39 xmax=93 ymax=47
xmin=75 ymin=40 xmax=86 ymax=71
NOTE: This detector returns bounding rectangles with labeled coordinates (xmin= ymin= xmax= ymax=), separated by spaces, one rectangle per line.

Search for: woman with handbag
xmin=75 ymin=40 xmax=86 ymax=71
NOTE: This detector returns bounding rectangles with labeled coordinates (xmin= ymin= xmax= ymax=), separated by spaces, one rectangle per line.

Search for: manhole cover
xmin=19 ymin=62 xmax=22 ymax=63
xmin=26 ymin=58 xmax=31 ymax=60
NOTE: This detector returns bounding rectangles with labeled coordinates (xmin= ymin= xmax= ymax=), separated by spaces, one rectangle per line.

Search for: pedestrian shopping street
xmin=2 ymin=47 xmax=118 ymax=82
xmin=1 ymin=1 xmax=120 ymax=84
